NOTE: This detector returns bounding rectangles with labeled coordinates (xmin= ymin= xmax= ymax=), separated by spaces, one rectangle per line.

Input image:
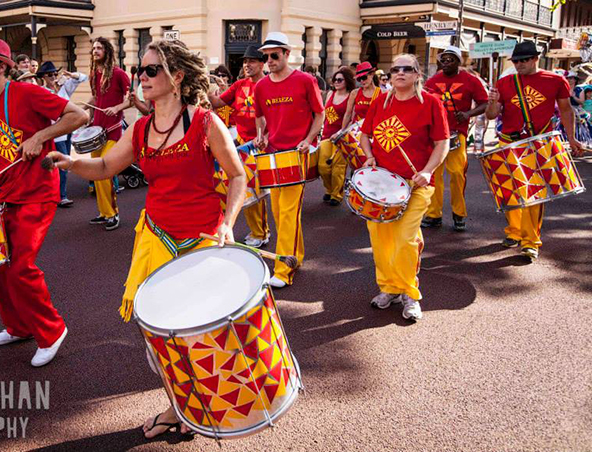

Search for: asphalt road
xmin=1 ymin=149 xmax=591 ymax=452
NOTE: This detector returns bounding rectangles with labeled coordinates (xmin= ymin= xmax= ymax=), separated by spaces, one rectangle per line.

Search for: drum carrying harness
xmin=1 ymin=81 xmax=20 ymax=149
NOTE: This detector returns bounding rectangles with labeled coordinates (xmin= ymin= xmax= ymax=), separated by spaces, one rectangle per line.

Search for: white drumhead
xmin=352 ymin=167 xmax=410 ymax=205
xmin=72 ymin=126 xmax=104 ymax=142
xmin=135 ymin=246 xmax=268 ymax=332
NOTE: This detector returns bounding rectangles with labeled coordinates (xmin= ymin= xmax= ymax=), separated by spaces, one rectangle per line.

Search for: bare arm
xmin=208 ymin=92 xmax=228 ymax=109
xmin=342 ymin=89 xmax=358 ymax=129
xmin=208 ymin=114 xmax=247 ymax=245
xmin=485 ymin=88 xmax=501 ymax=120
xmin=254 ymin=116 xmax=268 ymax=149
xmin=412 ymin=139 xmax=449 ymax=187
xmin=21 ymin=103 xmax=88 ymax=161
xmin=49 ymin=124 xmax=135 ymax=179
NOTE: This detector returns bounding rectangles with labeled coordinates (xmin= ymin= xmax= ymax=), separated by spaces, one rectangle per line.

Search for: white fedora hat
xmin=259 ymin=32 xmax=291 ymax=51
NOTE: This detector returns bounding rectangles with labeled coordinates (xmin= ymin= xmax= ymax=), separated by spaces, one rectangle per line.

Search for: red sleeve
xmin=306 ymin=75 xmax=324 ymax=114
xmin=424 ymin=76 xmax=436 ymax=94
xmin=472 ymin=75 xmax=489 ymax=104
xmin=361 ymin=96 xmax=378 ymax=135
xmin=220 ymin=82 xmax=238 ymax=106
xmin=429 ymin=95 xmax=450 ymax=141
xmin=557 ymin=76 xmax=571 ymax=100
xmin=26 ymin=84 xmax=68 ymax=121
xmin=254 ymin=81 xmax=264 ymax=118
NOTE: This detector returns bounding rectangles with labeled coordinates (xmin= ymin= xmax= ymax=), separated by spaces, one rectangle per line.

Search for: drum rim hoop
xmin=134 ymin=244 xmax=270 ymax=336
xmin=350 ymin=167 xmax=412 ymax=206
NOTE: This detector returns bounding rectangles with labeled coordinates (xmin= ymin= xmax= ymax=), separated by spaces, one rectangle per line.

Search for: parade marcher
xmin=485 ymin=41 xmax=582 ymax=261
xmin=423 ymin=46 xmax=488 ymax=231
xmin=377 ymin=70 xmax=392 ymax=90
xmin=360 ymin=54 xmax=449 ymax=321
xmin=209 ymin=45 xmax=271 ymax=248
xmin=85 ymin=37 xmax=131 ymax=231
xmin=16 ymin=54 xmax=30 ymax=72
xmin=38 ymin=61 xmax=88 ymax=207
xmin=47 ymin=38 xmax=247 ymax=437
xmin=30 ymin=59 xmax=39 ymax=74
xmin=318 ymin=68 xmax=355 ymax=205
xmin=0 ymin=39 xmax=87 ymax=366
xmin=254 ymin=32 xmax=325 ymax=288
xmin=342 ymin=62 xmax=382 ymax=128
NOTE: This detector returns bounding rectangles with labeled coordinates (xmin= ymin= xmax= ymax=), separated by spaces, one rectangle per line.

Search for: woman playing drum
xmin=359 ymin=54 xmax=449 ymax=321
xmin=47 ymin=39 xmax=247 ymax=437
xmin=342 ymin=62 xmax=382 ymax=127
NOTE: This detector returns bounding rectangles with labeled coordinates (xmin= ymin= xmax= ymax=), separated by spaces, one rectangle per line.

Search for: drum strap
xmin=145 ymin=213 xmax=204 ymax=258
xmin=371 ymin=87 xmax=381 ymax=102
xmin=182 ymin=107 xmax=191 ymax=134
xmin=1 ymin=81 xmax=19 ymax=148
xmin=512 ymin=74 xmax=536 ymax=137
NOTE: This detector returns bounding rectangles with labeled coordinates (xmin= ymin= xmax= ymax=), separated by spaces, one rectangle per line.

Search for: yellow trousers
xmin=91 ymin=140 xmax=118 ymax=218
xmin=120 ymin=210 xmax=216 ymax=322
xmin=243 ymin=198 xmax=270 ymax=240
xmin=318 ymin=139 xmax=347 ymax=202
xmin=367 ymin=185 xmax=434 ymax=301
xmin=269 ymin=184 xmax=305 ymax=285
xmin=426 ymin=134 xmax=468 ymax=218
xmin=504 ymin=205 xmax=544 ymax=249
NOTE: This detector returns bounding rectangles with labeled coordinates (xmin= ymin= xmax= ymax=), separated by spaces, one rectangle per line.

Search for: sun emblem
xmin=373 ymin=116 xmax=411 ymax=153
xmin=435 ymin=82 xmax=463 ymax=113
xmin=0 ymin=119 xmax=22 ymax=164
xmin=236 ymin=86 xmax=256 ymax=118
xmin=325 ymin=106 xmax=339 ymax=125
xmin=511 ymin=86 xmax=546 ymax=110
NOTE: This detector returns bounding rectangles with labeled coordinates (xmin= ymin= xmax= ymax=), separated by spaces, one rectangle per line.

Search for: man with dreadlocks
xmin=85 ymin=37 xmax=131 ymax=231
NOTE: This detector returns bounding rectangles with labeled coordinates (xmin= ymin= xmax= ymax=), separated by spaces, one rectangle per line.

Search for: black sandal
xmin=144 ymin=413 xmax=180 ymax=438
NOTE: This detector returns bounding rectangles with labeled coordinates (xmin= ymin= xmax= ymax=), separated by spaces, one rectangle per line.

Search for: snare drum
xmin=255 ymin=146 xmax=318 ymax=189
xmin=71 ymin=126 xmax=107 ymax=154
xmin=334 ymin=121 xmax=367 ymax=170
xmin=449 ymin=132 xmax=461 ymax=151
xmin=478 ymin=131 xmax=586 ymax=212
xmin=214 ymin=141 xmax=269 ymax=210
xmin=345 ymin=167 xmax=411 ymax=222
xmin=134 ymin=245 xmax=302 ymax=439
xmin=0 ymin=204 xmax=9 ymax=266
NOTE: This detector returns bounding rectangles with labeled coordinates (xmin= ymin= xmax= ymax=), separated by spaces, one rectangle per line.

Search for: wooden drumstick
xmin=78 ymin=102 xmax=108 ymax=113
xmin=326 ymin=146 xmax=340 ymax=165
xmin=0 ymin=158 xmax=22 ymax=176
xmin=397 ymin=145 xmax=418 ymax=176
xmin=199 ymin=233 xmax=299 ymax=269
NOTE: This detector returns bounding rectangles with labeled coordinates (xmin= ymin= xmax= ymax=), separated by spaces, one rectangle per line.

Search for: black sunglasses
xmin=391 ymin=66 xmax=417 ymax=74
xmin=357 ymin=74 xmax=369 ymax=82
xmin=138 ymin=64 xmax=164 ymax=78
xmin=440 ymin=57 xmax=457 ymax=64
xmin=334 ymin=77 xmax=345 ymax=83
xmin=512 ymin=56 xmax=534 ymax=64
xmin=262 ymin=52 xmax=281 ymax=63
xmin=44 ymin=72 xmax=58 ymax=78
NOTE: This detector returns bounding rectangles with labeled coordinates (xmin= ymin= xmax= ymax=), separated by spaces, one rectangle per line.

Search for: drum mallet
xmin=0 ymin=158 xmax=22 ymax=176
xmin=200 ymin=233 xmax=299 ymax=269
xmin=397 ymin=145 xmax=420 ymax=187
xmin=130 ymin=66 xmax=137 ymax=94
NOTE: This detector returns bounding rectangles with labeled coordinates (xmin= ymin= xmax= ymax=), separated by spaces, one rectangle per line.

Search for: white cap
xmin=566 ymin=71 xmax=578 ymax=79
xmin=441 ymin=45 xmax=463 ymax=62
xmin=259 ymin=32 xmax=291 ymax=51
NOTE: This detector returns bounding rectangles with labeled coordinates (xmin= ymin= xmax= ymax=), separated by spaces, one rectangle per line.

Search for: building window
xmin=66 ymin=36 xmax=77 ymax=72
xmin=138 ymin=28 xmax=152 ymax=61
xmin=302 ymin=28 xmax=309 ymax=70
xmin=319 ymin=29 xmax=329 ymax=79
xmin=116 ymin=30 xmax=126 ymax=70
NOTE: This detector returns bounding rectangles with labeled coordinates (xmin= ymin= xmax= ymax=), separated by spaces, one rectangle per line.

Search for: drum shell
xmin=0 ymin=205 xmax=9 ymax=266
xmin=134 ymin=247 xmax=301 ymax=439
xmin=478 ymin=131 xmax=586 ymax=212
xmin=336 ymin=123 xmax=367 ymax=170
xmin=255 ymin=148 xmax=317 ymax=189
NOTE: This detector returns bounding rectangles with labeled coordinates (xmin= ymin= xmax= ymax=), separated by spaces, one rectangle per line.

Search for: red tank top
xmin=354 ymin=87 xmax=381 ymax=121
xmin=322 ymin=91 xmax=350 ymax=140
xmin=132 ymin=107 xmax=223 ymax=240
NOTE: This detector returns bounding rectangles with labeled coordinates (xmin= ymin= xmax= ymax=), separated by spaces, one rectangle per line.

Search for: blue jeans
xmin=55 ymin=135 xmax=72 ymax=200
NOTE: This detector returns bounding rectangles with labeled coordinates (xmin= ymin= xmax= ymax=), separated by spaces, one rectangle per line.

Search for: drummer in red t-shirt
xmin=49 ymin=39 xmax=246 ymax=437
xmin=209 ymin=46 xmax=271 ymax=249
xmin=84 ymin=37 xmax=131 ymax=231
xmin=318 ymin=68 xmax=355 ymax=205
xmin=0 ymin=39 xmax=87 ymax=367
xmin=360 ymin=54 xmax=449 ymax=321
xmin=423 ymin=46 xmax=488 ymax=232
xmin=485 ymin=41 xmax=582 ymax=261
xmin=342 ymin=62 xmax=382 ymax=128
xmin=254 ymin=32 xmax=325 ymax=288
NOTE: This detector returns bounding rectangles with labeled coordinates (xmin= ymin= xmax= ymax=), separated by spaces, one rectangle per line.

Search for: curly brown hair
xmin=89 ymin=37 xmax=116 ymax=96
xmin=145 ymin=39 xmax=210 ymax=108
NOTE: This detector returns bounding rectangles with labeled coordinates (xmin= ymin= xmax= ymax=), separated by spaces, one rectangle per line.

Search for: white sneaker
xmin=269 ymin=276 xmax=287 ymax=289
xmin=401 ymin=295 xmax=423 ymax=321
xmin=370 ymin=292 xmax=402 ymax=309
xmin=244 ymin=234 xmax=270 ymax=248
xmin=31 ymin=327 xmax=68 ymax=367
xmin=0 ymin=330 xmax=31 ymax=346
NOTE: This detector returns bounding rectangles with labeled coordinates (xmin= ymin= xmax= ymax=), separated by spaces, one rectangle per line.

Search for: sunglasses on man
xmin=511 ymin=56 xmax=534 ymax=64
xmin=440 ymin=57 xmax=457 ymax=64
xmin=390 ymin=66 xmax=417 ymax=74
xmin=262 ymin=52 xmax=282 ymax=63
xmin=138 ymin=64 xmax=164 ymax=78
xmin=44 ymin=72 xmax=59 ymax=78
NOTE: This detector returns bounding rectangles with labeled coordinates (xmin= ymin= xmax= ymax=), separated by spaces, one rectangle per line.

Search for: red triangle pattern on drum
xmin=496 ymin=174 xmax=511 ymax=185
xmin=192 ymin=341 xmax=212 ymax=350
xmin=527 ymin=184 xmax=545 ymax=198
xmin=174 ymin=357 xmax=192 ymax=376
xmin=178 ymin=382 xmax=194 ymax=396
xmin=541 ymin=168 xmax=554 ymax=183
xmin=243 ymin=340 xmax=260 ymax=360
xmin=269 ymin=361 xmax=282 ymax=383
xmin=199 ymin=374 xmax=219 ymax=394
xmin=259 ymin=345 xmax=274 ymax=371
xmin=210 ymin=409 xmax=228 ymax=423
xmin=521 ymin=164 xmax=536 ymax=181
xmin=550 ymin=184 xmax=562 ymax=195
xmin=175 ymin=393 xmax=189 ymax=409
xmin=195 ymin=354 xmax=214 ymax=374
xmin=149 ymin=337 xmax=170 ymax=361
xmin=220 ymin=388 xmax=241 ymax=406
xmin=220 ymin=354 xmax=237 ymax=372
xmin=258 ymin=321 xmax=273 ymax=345
xmin=536 ymin=152 xmax=548 ymax=167
xmin=264 ymin=384 xmax=280 ymax=404
xmin=557 ymin=171 xmax=568 ymax=185
xmin=500 ymin=186 xmax=514 ymax=202
xmin=233 ymin=400 xmax=255 ymax=417
xmin=214 ymin=329 xmax=229 ymax=349
xmin=247 ymin=308 xmax=263 ymax=330
xmin=233 ymin=323 xmax=251 ymax=345
xmin=488 ymin=159 xmax=505 ymax=172
xmin=188 ymin=406 xmax=205 ymax=425
xmin=227 ymin=374 xmax=242 ymax=385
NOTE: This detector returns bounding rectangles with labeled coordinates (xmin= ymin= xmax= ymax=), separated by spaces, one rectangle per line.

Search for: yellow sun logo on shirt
xmin=511 ymin=86 xmax=546 ymax=110
xmin=326 ymin=106 xmax=339 ymax=125
xmin=373 ymin=116 xmax=411 ymax=153
xmin=0 ymin=119 xmax=22 ymax=164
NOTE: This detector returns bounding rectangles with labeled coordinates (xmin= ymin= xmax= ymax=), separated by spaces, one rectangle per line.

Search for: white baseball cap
xmin=259 ymin=32 xmax=291 ymax=51
xmin=441 ymin=45 xmax=463 ymax=62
